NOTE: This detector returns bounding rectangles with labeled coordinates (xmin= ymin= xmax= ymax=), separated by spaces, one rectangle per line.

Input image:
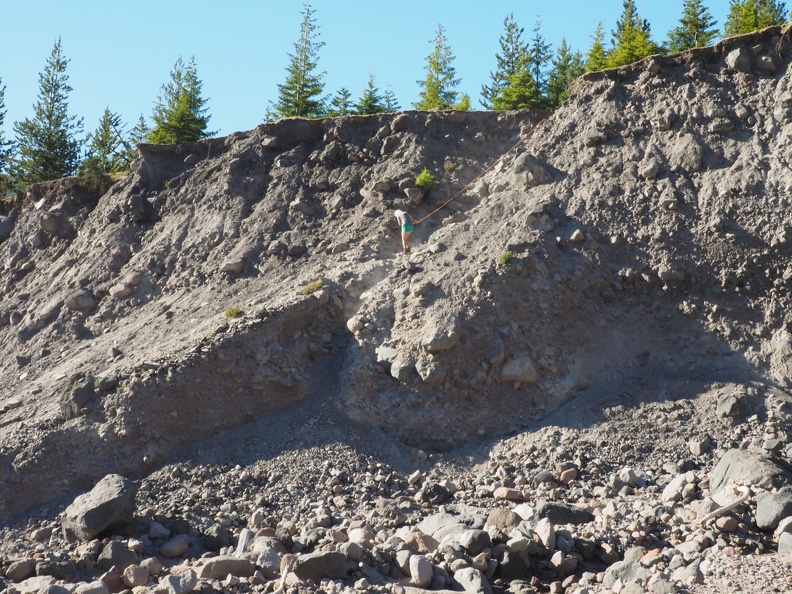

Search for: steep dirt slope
xmin=0 ymin=110 xmax=535 ymax=520
xmin=3 ymin=25 xmax=792 ymax=527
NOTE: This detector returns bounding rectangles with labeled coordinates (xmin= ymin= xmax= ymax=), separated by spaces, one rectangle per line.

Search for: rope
xmin=412 ymin=117 xmax=547 ymax=225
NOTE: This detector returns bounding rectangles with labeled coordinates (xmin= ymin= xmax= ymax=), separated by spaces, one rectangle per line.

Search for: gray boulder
xmin=64 ymin=290 xmax=97 ymax=311
xmin=152 ymin=570 xmax=198 ymax=594
xmin=779 ymin=532 xmax=792 ymax=555
xmin=501 ymin=357 xmax=538 ymax=385
xmin=756 ymin=486 xmax=792 ymax=531
xmin=454 ymin=567 xmax=492 ymax=594
xmin=292 ymin=551 xmax=347 ymax=581
xmin=709 ymin=449 xmax=792 ymax=495
xmin=726 ymin=47 xmax=752 ymax=72
xmin=512 ymin=153 xmax=551 ymax=188
xmin=535 ymin=501 xmax=594 ymax=525
xmin=97 ymin=541 xmax=137 ymax=571
xmin=459 ymin=529 xmax=491 ymax=555
xmin=60 ymin=375 xmax=97 ymax=420
xmin=61 ymin=474 xmax=138 ymax=542
xmin=198 ymin=556 xmax=254 ymax=580
xmin=603 ymin=561 xmax=650 ymax=589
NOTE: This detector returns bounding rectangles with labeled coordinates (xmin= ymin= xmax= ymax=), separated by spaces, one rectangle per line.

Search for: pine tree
xmin=414 ymin=24 xmax=467 ymax=110
xmin=129 ymin=116 xmax=149 ymax=147
xmin=81 ymin=108 xmax=129 ymax=174
xmin=383 ymin=87 xmax=401 ymax=112
xmin=546 ymin=38 xmax=586 ymax=110
xmin=724 ymin=0 xmax=789 ymax=36
xmin=491 ymin=65 xmax=540 ymax=111
xmin=585 ymin=22 xmax=608 ymax=72
xmin=668 ymin=0 xmax=719 ymax=52
xmin=326 ymin=88 xmax=352 ymax=116
xmin=481 ymin=13 xmax=529 ymax=109
xmin=0 ymin=78 xmax=13 ymax=193
xmin=606 ymin=0 xmax=664 ymax=68
xmin=272 ymin=1 xmax=326 ymax=119
xmin=11 ymin=38 xmax=83 ymax=189
xmin=147 ymin=56 xmax=213 ymax=144
xmin=122 ymin=116 xmax=149 ymax=165
xmin=355 ymin=74 xmax=387 ymax=115
xmin=527 ymin=19 xmax=553 ymax=107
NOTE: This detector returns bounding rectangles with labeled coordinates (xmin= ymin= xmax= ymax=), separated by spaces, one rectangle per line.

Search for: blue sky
xmin=0 ymin=1 xmax=733 ymax=140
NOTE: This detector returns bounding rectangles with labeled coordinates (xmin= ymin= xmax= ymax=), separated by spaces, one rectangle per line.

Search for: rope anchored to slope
xmin=412 ymin=116 xmax=547 ymax=225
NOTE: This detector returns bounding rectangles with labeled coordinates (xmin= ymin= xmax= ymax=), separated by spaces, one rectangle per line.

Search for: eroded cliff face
xmin=2 ymin=26 xmax=792 ymax=520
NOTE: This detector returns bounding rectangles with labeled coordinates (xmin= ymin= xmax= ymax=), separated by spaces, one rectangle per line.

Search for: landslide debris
xmin=1 ymin=25 xmax=792 ymax=594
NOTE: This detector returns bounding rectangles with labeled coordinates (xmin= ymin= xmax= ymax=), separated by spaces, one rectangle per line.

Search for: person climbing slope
xmin=393 ymin=210 xmax=414 ymax=253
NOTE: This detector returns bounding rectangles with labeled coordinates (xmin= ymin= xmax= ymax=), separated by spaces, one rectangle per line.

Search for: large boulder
xmin=756 ymin=486 xmax=792 ymax=531
xmin=292 ymin=551 xmax=347 ymax=581
xmin=197 ymin=556 xmax=254 ymax=580
xmin=501 ymin=357 xmax=538 ymax=385
xmin=61 ymin=475 xmax=138 ymax=542
xmin=511 ymin=153 xmax=551 ymax=188
xmin=709 ymin=449 xmax=792 ymax=495
xmin=534 ymin=501 xmax=594 ymax=525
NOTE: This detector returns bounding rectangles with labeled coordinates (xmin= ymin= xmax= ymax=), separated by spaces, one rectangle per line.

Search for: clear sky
xmin=0 ymin=1 xmax=733 ymax=141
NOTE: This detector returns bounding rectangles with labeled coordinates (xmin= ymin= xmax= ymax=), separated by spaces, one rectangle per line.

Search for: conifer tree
xmin=414 ymin=24 xmax=467 ymax=110
xmin=481 ymin=13 xmax=529 ymax=109
xmin=490 ymin=63 xmax=540 ymax=111
xmin=383 ymin=87 xmax=401 ymax=112
xmin=272 ymin=1 xmax=326 ymax=119
xmin=11 ymin=38 xmax=83 ymax=188
xmin=606 ymin=0 xmax=664 ymax=68
xmin=585 ymin=22 xmax=608 ymax=72
xmin=355 ymin=74 xmax=387 ymax=115
xmin=148 ymin=56 xmax=213 ymax=144
xmin=123 ymin=116 xmax=149 ymax=165
xmin=724 ymin=0 xmax=789 ymax=36
xmin=81 ymin=108 xmax=129 ymax=174
xmin=668 ymin=0 xmax=719 ymax=52
xmin=546 ymin=38 xmax=585 ymax=110
xmin=326 ymin=88 xmax=352 ymax=117
xmin=527 ymin=19 xmax=553 ymax=107
xmin=129 ymin=116 xmax=149 ymax=147
xmin=0 ymin=78 xmax=13 ymax=193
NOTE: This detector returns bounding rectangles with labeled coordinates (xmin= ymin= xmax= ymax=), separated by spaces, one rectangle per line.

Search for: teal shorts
xmin=402 ymin=223 xmax=414 ymax=233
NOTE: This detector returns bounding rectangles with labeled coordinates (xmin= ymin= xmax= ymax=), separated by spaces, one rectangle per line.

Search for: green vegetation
xmin=605 ymin=0 xmax=664 ymax=68
xmin=724 ymin=0 xmax=789 ymax=36
xmin=443 ymin=160 xmax=455 ymax=172
xmin=415 ymin=167 xmax=438 ymax=190
xmin=271 ymin=1 xmax=327 ymax=119
xmin=10 ymin=38 xmax=83 ymax=191
xmin=78 ymin=107 xmax=134 ymax=193
xmin=0 ymin=78 xmax=12 ymax=195
xmin=585 ymin=23 xmax=608 ymax=72
xmin=546 ymin=37 xmax=585 ymax=109
xmin=1 ymin=0 xmax=783 ymax=194
xmin=326 ymin=87 xmax=353 ymax=117
xmin=498 ymin=250 xmax=514 ymax=266
xmin=414 ymin=24 xmax=470 ymax=111
xmin=354 ymin=74 xmax=389 ymax=115
xmin=668 ymin=0 xmax=719 ymax=52
xmin=301 ymin=279 xmax=324 ymax=295
xmin=147 ymin=56 xmax=213 ymax=144
xmin=224 ymin=306 xmax=244 ymax=319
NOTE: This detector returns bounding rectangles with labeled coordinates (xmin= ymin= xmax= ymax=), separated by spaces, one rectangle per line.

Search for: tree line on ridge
xmin=0 ymin=0 xmax=788 ymax=196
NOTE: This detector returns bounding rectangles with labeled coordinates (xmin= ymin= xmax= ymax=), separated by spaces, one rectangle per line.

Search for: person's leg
xmin=401 ymin=231 xmax=410 ymax=251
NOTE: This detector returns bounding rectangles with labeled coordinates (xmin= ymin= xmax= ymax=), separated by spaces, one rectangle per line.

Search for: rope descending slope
xmin=412 ymin=117 xmax=547 ymax=225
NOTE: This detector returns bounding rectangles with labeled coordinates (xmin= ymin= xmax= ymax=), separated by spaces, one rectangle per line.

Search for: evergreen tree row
xmin=0 ymin=0 xmax=790 ymax=196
